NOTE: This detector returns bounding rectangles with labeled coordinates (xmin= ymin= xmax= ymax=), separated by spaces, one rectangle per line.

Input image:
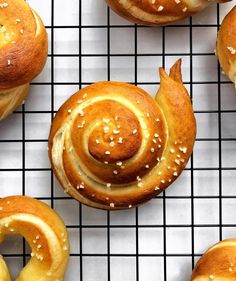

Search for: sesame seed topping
xmin=145 ymin=164 xmax=149 ymax=169
xmin=137 ymin=176 xmax=142 ymax=182
xmin=20 ymin=28 xmax=24 ymax=34
xmin=83 ymin=93 xmax=87 ymax=98
xmin=118 ymin=137 xmax=123 ymax=143
xmin=137 ymin=182 xmax=143 ymax=187
xmin=151 ymin=148 xmax=155 ymax=153
xmin=110 ymin=203 xmax=115 ymax=208
xmin=157 ymin=5 xmax=164 ymax=11
xmin=103 ymin=118 xmax=110 ymax=124
xmin=175 ymin=159 xmax=180 ymax=165
xmin=16 ymin=19 xmax=21 ymax=23
xmin=104 ymin=126 xmax=110 ymax=133
xmin=115 ymin=116 xmax=119 ymax=121
xmin=179 ymin=147 xmax=187 ymax=153
xmin=0 ymin=3 xmax=8 ymax=8
xmin=133 ymin=129 xmax=138 ymax=135
xmin=7 ymin=59 xmax=10 ymax=65
xmin=182 ymin=7 xmax=188 ymax=12
xmin=227 ymin=46 xmax=236 ymax=55
xmin=146 ymin=113 xmax=150 ymax=117
xmin=161 ymin=180 xmax=165 ymax=184
xmin=68 ymin=109 xmax=72 ymax=113
xmin=105 ymin=151 xmax=111 ymax=155
xmin=173 ymin=172 xmax=178 ymax=177
xmin=107 ymin=183 xmax=111 ymax=188
xmin=109 ymin=141 xmax=115 ymax=147
xmin=78 ymin=110 xmax=84 ymax=116
xmin=128 ymin=205 xmax=132 ymax=208
xmin=113 ymin=130 xmax=120 ymax=135
xmin=154 ymin=133 xmax=159 ymax=138
xmin=155 ymin=186 xmax=160 ymax=190
xmin=113 ymin=170 xmax=118 ymax=175
xmin=116 ymin=161 xmax=123 ymax=166
xmin=170 ymin=149 xmax=175 ymax=153
xmin=95 ymin=139 xmax=100 ymax=144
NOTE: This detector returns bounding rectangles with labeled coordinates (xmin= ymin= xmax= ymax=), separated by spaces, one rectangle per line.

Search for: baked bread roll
xmin=0 ymin=0 xmax=48 ymax=121
xmin=0 ymin=196 xmax=69 ymax=281
xmin=217 ymin=5 xmax=236 ymax=84
xmin=191 ymin=239 xmax=236 ymax=281
xmin=106 ymin=0 xmax=229 ymax=26
xmin=49 ymin=59 xmax=196 ymax=210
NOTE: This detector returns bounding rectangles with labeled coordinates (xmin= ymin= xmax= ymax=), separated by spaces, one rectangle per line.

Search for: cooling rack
xmin=0 ymin=0 xmax=236 ymax=280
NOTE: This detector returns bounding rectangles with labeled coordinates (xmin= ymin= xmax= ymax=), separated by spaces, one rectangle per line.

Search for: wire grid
xmin=1 ymin=0 xmax=236 ymax=280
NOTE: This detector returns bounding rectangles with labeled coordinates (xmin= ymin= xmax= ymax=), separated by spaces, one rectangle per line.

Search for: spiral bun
xmin=49 ymin=60 xmax=196 ymax=210
xmin=0 ymin=196 xmax=69 ymax=281
xmin=191 ymin=239 xmax=236 ymax=281
xmin=217 ymin=5 xmax=236 ymax=84
xmin=0 ymin=0 xmax=48 ymax=120
xmin=106 ymin=0 xmax=229 ymax=26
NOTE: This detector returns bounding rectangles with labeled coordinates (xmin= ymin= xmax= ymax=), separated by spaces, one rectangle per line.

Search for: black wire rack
xmin=1 ymin=0 xmax=236 ymax=280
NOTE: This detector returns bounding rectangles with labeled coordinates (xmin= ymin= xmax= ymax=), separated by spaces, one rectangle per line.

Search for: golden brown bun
xmin=217 ymin=5 xmax=236 ymax=84
xmin=191 ymin=239 xmax=236 ymax=281
xmin=106 ymin=0 xmax=229 ymax=26
xmin=0 ymin=0 xmax=48 ymax=120
xmin=0 ymin=196 xmax=69 ymax=281
xmin=48 ymin=59 xmax=196 ymax=210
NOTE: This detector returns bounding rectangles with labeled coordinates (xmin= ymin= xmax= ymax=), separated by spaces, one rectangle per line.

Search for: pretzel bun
xmin=0 ymin=0 xmax=48 ymax=120
xmin=191 ymin=239 xmax=236 ymax=281
xmin=217 ymin=5 xmax=236 ymax=84
xmin=0 ymin=196 xmax=69 ymax=281
xmin=49 ymin=60 xmax=196 ymax=210
xmin=105 ymin=0 xmax=229 ymax=26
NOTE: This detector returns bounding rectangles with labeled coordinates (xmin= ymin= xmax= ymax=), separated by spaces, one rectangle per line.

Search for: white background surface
xmin=1 ymin=0 xmax=236 ymax=280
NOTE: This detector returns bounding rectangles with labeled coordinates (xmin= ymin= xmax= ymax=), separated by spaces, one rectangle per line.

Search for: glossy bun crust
xmin=49 ymin=60 xmax=196 ymax=210
xmin=0 ymin=0 xmax=48 ymax=120
xmin=191 ymin=239 xmax=236 ymax=281
xmin=0 ymin=196 xmax=69 ymax=281
xmin=217 ymin=5 xmax=236 ymax=84
xmin=106 ymin=0 xmax=229 ymax=26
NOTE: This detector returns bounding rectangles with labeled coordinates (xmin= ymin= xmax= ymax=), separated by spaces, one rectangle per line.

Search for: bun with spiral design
xmin=48 ymin=60 xmax=196 ymax=210
xmin=0 ymin=196 xmax=69 ymax=281
xmin=191 ymin=239 xmax=236 ymax=281
xmin=217 ymin=5 xmax=236 ymax=84
xmin=0 ymin=0 xmax=48 ymax=120
xmin=105 ymin=0 xmax=230 ymax=26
